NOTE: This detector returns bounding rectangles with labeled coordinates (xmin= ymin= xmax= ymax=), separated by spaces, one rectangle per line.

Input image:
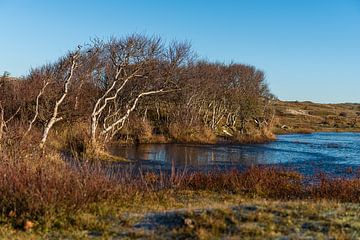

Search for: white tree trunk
xmin=26 ymin=79 xmax=50 ymax=134
xmin=39 ymin=51 xmax=79 ymax=149
xmin=90 ymin=68 xmax=141 ymax=146
xmin=101 ymin=89 xmax=167 ymax=135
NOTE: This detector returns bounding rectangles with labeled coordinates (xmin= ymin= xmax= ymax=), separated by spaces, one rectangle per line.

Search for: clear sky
xmin=1 ymin=0 xmax=359 ymax=103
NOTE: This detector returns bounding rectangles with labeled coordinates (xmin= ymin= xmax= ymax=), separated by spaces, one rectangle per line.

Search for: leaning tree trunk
xmin=39 ymin=51 xmax=79 ymax=150
xmin=101 ymin=89 xmax=167 ymax=137
xmin=90 ymin=67 xmax=141 ymax=148
xmin=26 ymin=79 xmax=49 ymax=135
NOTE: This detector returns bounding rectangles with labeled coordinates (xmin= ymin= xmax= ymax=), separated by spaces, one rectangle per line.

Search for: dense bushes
xmin=0 ymin=155 xmax=114 ymax=226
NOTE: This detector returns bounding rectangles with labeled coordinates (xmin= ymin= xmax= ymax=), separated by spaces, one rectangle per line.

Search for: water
xmin=109 ymin=132 xmax=360 ymax=175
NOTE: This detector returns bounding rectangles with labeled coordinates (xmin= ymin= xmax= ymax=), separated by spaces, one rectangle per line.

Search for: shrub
xmin=0 ymin=154 xmax=115 ymax=227
xmin=339 ymin=112 xmax=348 ymax=117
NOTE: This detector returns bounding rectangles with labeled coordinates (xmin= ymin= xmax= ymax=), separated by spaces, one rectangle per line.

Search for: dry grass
xmin=168 ymin=123 xmax=217 ymax=144
xmin=232 ymin=130 xmax=276 ymax=144
xmin=274 ymin=100 xmax=360 ymax=134
xmin=0 ymin=153 xmax=115 ymax=229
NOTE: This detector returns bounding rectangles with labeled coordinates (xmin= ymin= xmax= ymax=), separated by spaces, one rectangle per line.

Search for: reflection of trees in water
xmin=161 ymin=145 xmax=264 ymax=166
xmin=111 ymin=144 xmax=267 ymax=166
xmin=111 ymin=144 xmax=269 ymax=166
xmin=109 ymin=133 xmax=360 ymax=169
xmin=168 ymin=145 xmax=198 ymax=166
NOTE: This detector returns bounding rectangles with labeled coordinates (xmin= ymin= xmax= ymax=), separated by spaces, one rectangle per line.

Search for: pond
xmin=109 ymin=132 xmax=360 ymax=176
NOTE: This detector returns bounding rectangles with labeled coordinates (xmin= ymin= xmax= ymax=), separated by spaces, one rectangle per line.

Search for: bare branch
xmin=26 ymin=79 xmax=50 ymax=134
xmin=40 ymin=50 xmax=80 ymax=149
xmin=101 ymin=89 xmax=171 ymax=135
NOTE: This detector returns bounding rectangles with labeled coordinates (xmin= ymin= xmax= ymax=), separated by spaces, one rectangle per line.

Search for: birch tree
xmin=26 ymin=78 xmax=50 ymax=134
xmin=39 ymin=49 xmax=80 ymax=149
xmin=89 ymin=35 xmax=191 ymax=147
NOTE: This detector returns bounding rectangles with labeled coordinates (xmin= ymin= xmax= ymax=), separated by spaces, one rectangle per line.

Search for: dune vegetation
xmin=1 ymin=34 xmax=360 ymax=238
xmin=273 ymin=100 xmax=360 ymax=134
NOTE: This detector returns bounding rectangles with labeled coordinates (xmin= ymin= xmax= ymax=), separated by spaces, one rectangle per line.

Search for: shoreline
xmin=275 ymin=128 xmax=360 ymax=135
xmin=108 ymin=129 xmax=360 ymax=147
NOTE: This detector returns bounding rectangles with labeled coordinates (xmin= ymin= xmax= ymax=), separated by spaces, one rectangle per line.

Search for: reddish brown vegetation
xmin=2 ymin=155 xmax=360 ymax=226
xmin=0 ymin=156 xmax=114 ymax=225
xmin=153 ymin=167 xmax=360 ymax=202
xmin=2 ymin=144 xmax=360 ymax=232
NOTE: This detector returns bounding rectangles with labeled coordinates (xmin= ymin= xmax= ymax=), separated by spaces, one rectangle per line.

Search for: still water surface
xmin=110 ymin=132 xmax=360 ymax=175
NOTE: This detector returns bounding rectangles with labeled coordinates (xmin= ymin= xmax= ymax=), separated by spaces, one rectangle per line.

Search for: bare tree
xmin=39 ymin=49 xmax=80 ymax=149
xmin=88 ymin=35 xmax=187 ymax=147
xmin=5 ymin=34 xmax=273 ymax=149
xmin=26 ymin=78 xmax=50 ymax=134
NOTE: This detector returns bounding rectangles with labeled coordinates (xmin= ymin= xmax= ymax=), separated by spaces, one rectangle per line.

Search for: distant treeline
xmin=0 ymin=34 xmax=275 ymax=153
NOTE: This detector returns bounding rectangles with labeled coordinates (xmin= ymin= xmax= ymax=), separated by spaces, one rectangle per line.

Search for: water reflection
xmin=110 ymin=144 xmax=264 ymax=166
xmin=109 ymin=132 xmax=360 ymax=173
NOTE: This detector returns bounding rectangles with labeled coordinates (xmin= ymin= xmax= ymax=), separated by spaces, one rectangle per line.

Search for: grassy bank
xmin=1 ymin=152 xmax=360 ymax=239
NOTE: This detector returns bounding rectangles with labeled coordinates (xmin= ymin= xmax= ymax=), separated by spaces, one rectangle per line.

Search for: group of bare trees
xmin=0 ymin=34 xmax=274 ymax=154
xmin=176 ymin=63 xmax=272 ymax=129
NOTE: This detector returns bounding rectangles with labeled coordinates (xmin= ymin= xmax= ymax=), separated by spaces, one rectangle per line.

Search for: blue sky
xmin=1 ymin=0 xmax=359 ymax=103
